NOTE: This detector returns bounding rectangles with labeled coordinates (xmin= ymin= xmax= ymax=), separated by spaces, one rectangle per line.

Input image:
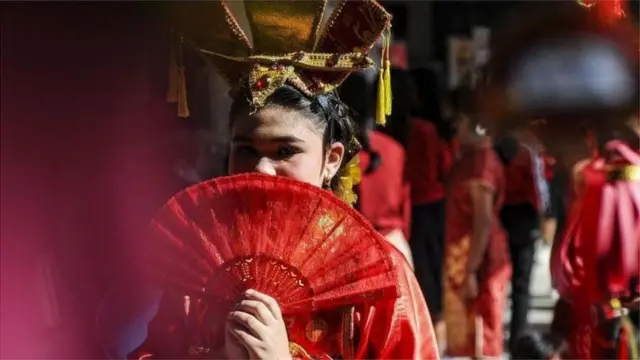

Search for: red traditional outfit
xmin=552 ymin=140 xmax=640 ymax=359
xmin=358 ymin=131 xmax=411 ymax=238
xmin=405 ymin=117 xmax=453 ymax=322
xmin=406 ymin=118 xmax=452 ymax=206
xmin=443 ymin=139 xmax=511 ymax=358
xmin=130 ymin=1 xmax=439 ymax=359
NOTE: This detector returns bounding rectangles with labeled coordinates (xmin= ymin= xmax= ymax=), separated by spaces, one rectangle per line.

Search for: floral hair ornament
xmin=168 ymin=0 xmax=393 ymax=205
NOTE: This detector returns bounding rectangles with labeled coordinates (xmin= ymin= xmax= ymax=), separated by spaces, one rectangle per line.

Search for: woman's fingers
xmin=243 ymin=289 xmax=283 ymax=321
xmin=229 ymin=310 xmax=267 ymax=338
xmin=228 ymin=321 xmax=261 ymax=349
xmin=235 ymin=299 xmax=275 ymax=326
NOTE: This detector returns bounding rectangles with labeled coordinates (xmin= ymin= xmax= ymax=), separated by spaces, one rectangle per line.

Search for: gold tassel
xmin=376 ymin=36 xmax=387 ymax=125
xmin=376 ymin=70 xmax=385 ymax=125
xmin=384 ymin=59 xmax=391 ymax=116
xmin=383 ymin=27 xmax=392 ymax=116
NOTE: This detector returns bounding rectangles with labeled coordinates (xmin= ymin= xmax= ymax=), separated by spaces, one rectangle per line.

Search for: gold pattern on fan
xmin=218 ymin=256 xmax=310 ymax=296
xmin=315 ymin=212 xmax=345 ymax=253
xmin=305 ymin=316 xmax=329 ymax=343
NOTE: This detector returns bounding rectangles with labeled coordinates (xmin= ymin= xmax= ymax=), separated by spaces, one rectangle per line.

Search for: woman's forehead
xmin=231 ymin=107 xmax=321 ymax=141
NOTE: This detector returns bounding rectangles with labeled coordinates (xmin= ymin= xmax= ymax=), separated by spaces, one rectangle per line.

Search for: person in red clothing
xmin=406 ymin=68 xmax=454 ymax=342
xmin=443 ymin=86 xmax=511 ymax=358
xmin=497 ymin=129 xmax=550 ymax=354
xmin=339 ymin=72 xmax=413 ymax=268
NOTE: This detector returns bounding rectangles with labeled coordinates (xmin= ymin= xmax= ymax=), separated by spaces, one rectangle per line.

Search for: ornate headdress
xmin=168 ymin=0 xmax=392 ymax=124
xmin=167 ymin=0 xmax=393 ymax=205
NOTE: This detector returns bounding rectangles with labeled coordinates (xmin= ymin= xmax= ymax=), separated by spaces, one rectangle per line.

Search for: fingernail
xmin=244 ymin=289 xmax=254 ymax=296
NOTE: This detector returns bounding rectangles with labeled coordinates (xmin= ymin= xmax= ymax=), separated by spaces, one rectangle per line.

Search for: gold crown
xmin=168 ymin=0 xmax=393 ymax=124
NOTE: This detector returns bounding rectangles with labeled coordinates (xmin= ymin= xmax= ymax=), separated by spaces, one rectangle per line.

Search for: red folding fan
xmin=145 ymin=173 xmax=400 ymax=316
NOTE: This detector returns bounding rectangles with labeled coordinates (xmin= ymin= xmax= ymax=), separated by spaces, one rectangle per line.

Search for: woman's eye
xmin=234 ymin=146 xmax=257 ymax=156
xmin=276 ymin=146 xmax=300 ymax=159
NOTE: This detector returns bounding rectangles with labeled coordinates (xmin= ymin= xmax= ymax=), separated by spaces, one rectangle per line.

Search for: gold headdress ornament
xmin=169 ymin=0 xmax=393 ymax=205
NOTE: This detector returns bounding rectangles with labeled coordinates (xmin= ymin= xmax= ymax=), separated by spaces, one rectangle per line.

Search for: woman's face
xmin=228 ymin=106 xmax=344 ymax=188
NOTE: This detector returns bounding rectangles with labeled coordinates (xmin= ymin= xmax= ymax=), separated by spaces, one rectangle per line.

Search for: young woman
xmin=134 ymin=85 xmax=437 ymax=360
xmin=113 ymin=1 xmax=439 ymax=359
xmin=442 ymin=86 xmax=511 ymax=358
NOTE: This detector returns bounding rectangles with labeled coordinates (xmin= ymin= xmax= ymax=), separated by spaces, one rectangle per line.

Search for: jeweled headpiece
xmin=169 ymin=0 xmax=393 ymax=124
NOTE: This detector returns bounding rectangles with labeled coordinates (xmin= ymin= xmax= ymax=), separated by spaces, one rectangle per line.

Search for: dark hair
xmin=512 ymin=331 xmax=563 ymax=359
xmin=448 ymin=85 xmax=478 ymax=117
xmin=339 ymin=73 xmax=381 ymax=174
xmin=411 ymin=68 xmax=454 ymax=142
xmin=493 ymin=134 xmax=519 ymax=166
xmin=229 ymin=84 xmax=361 ymax=194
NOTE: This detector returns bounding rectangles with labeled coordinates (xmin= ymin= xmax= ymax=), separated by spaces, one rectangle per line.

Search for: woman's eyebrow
xmin=231 ymin=135 xmax=303 ymax=143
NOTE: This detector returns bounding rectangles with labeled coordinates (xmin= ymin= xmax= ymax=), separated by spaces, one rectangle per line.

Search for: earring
xmin=323 ymin=177 xmax=331 ymax=189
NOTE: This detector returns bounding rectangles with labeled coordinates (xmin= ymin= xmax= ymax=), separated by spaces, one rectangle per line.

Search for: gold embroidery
xmin=289 ymin=341 xmax=312 ymax=359
xmin=305 ymin=317 xmax=329 ymax=343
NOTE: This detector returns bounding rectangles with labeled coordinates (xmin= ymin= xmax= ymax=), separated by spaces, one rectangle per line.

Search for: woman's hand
xmin=226 ymin=289 xmax=291 ymax=360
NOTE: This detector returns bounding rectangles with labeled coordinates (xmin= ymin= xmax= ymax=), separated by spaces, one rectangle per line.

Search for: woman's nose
xmin=254 ymin=157 xmax=277 ymax=176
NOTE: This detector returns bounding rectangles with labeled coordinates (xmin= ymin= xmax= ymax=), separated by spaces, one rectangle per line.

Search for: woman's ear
xmin=324 ymin=142 xmax=345 ymax=180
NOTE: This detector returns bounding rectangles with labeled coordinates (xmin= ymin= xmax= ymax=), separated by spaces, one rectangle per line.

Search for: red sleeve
xmin=470 ymin=145 xmax=499 ymax=192
xmin=357 ymin=247 xmax=440 ymax=359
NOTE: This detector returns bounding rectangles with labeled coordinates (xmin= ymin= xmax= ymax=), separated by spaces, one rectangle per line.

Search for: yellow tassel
xmin=176 ymin=66 xmax=189 ymax=118
xmin=376 ymin=69 xmax=385 ymax=125
xmin=383 ymin=26 xmax=392 ymax=117
xmin=376 ymin=36 xmax=387 ymax=126
xmin=384 ymin=59 xmax=392 ymax=116
xmin=167 ymin=45 xmax=179 ymax=103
